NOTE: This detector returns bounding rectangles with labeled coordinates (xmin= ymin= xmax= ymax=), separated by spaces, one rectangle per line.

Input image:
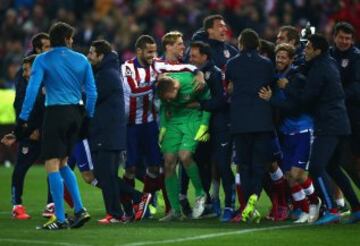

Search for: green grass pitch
xmin=0 ymin=165 xmax=359 ymax=246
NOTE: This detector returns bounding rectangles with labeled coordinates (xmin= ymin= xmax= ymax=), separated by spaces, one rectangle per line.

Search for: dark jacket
xmin=13 ymin=69 xmax=45 ymax=133
xmin=89 ymin=51 xmax=126 ymax=151
xmin=189 ymin=29 xmax=238 ymax=70
xmin=285 ymin=52 xmax=351 ymax=136
xmin=226 ymin=49 xmax=275 ymax=134
xmin=330 ymin=45 xmax=360 ymax=133
xmin=198 ymin=61 xmax=229 ymax=133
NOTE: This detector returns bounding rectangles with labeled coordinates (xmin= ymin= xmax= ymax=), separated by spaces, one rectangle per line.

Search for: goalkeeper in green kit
xmin=157 ymin=71 xmax=210 ymax=221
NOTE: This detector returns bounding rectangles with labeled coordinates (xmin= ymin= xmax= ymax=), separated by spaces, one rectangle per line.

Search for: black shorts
xmin=41 ymin=105 xmax=83 ymax=160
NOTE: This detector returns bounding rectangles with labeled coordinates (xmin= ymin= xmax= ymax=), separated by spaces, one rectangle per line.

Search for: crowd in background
xmin=0 ymin=0 xmax=359 ymax=89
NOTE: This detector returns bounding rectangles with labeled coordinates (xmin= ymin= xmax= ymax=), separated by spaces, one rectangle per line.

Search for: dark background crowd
xmin=0 ymin=0 xmax=359 ymax=89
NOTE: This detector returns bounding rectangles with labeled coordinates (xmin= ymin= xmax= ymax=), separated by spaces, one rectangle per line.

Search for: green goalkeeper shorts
xmin=161 ymin=121 xmax=201 ymax=153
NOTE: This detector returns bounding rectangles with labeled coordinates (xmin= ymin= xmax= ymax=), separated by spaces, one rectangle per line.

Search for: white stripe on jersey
xmin=121 ymin=58 xmax=198 ymax=125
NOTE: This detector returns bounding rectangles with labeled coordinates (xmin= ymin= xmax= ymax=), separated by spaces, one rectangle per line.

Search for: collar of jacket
xmin=95 ymin=51 xmax=119 ymax=71
xmin=308 ymin=50 xmax=331 ymax=65
xmin=199 ymin=60 xmax=214 ymax=71
xmin=239 ymin=49 xmax=258 ymax=56
xmin=333 ymin=45 xmax=355 ymax=58
xmin=207 ymin=38 xmax=225 ymax=47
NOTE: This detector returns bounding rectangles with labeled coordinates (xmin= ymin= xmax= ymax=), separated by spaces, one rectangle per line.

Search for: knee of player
xmin=178 ymin=152 xmax=193 ymax=166
xmin=285 ymin=172 xmax=296 ymax=186
xmin=290 ymin=167 xmax=306 ymax=183
xmin=82 ymin=171 xmax=95 ymax=184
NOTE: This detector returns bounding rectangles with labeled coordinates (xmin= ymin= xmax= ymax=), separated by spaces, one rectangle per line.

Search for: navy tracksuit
xmin=330 ymin=45 xmax=360 ymax=189
xmin=285 ymin=52 xmax=359 ymax=211
xmin=180 ymin=30 xmax=238 ymax=206
xmin=89 ymin=52 xmax=142 ymax=218
xmin=198 ymin=61 xmax=234 ymax=208
xmin=12 ymin=69 xmax=44 ymax=205
xmin=227 ymin=49 xmax=275 ymax=201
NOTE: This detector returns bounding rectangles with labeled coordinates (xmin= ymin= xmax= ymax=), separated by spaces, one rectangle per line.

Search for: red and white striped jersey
xmin=121 ymin=57 xmax=197 ymax=125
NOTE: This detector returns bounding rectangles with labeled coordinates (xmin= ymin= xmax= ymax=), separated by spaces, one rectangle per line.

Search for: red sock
xmin=64 ymin=185 xmax=74 ymax=208
xmin=143 ymin=174 xmax=160 ymax=194
xmin=236 ymin=184 xmax=246 ymax=211
xmin=291 ymin=184 xmax=309 ymax=213
xmin=235 ymin=174 xmax=246 ymax=211
xmin=301 ymin=177 xmax=319 ymax=205
xmin=273 ymin=178 xmax=287 ymax=207
xmin=270 ymin=168 xmax=288 ymax=207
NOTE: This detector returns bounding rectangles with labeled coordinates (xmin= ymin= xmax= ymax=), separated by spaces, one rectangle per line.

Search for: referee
xmin=15 ymin=22 xmax=97 ymax=230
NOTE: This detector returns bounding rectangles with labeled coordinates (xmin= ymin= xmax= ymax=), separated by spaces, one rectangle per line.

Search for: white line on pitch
xmin=120 ymin=224 xmax=299 ymax=246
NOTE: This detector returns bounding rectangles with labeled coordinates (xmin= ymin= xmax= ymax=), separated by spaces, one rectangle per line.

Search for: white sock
xmin=270 ymin=167 xmax=283 ymax=181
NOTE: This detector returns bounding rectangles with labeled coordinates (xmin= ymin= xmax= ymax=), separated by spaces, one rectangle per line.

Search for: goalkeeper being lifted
xmin=157 ymin=71 xmax=211 ymax=221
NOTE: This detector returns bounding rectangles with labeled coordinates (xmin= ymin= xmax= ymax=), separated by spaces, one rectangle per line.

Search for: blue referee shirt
xmin=19 ymin=47 xmax=97 ymax=121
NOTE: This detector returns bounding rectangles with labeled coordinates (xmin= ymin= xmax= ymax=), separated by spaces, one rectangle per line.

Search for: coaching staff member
xmin=226 ymin=28 xmax=275 ymax=222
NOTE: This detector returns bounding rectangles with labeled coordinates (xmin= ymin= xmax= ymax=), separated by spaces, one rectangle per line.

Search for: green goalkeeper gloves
xmin=194 ymin=124 xmax=209 ymax=142
xmin=158 ymin=127 xmax=167 ymax=145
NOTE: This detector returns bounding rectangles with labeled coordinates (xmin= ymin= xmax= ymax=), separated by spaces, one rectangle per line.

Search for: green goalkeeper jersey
xmin=160 ymin=72 xmax=211 ymax=127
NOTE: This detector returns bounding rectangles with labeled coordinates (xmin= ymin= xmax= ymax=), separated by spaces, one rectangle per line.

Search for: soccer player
xmin=276 ymin=25 xmax=305 ymax=67
xmin=282 ymin=34 xmax=360 ymax=224
xmin=15 ymin=22 xmax=96 ymax=230
xmin=121 ymin=34 xmax=203 ymax=216
xmin=157 ymin=72 xmax=210 ymax=221
xmin=227 ymin=29 xmax=275 ymax=223
xmin=160 ymin=31 xmax=207 ymax=217
xmin=189 ymin=41 xmax=235 ymax=221
xmin=121 ymin=35 xmax=164 ymax=214
xmin=184 ymin=15 xmax=238 ymax=216
xmin=259 ymin=43 xmax=320 ymax=223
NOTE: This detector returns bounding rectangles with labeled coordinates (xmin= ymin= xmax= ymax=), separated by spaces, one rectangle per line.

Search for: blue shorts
xmin=126 ymin=121 xmax=162 ymax=168
xmin=68 ymin=139 xmax=94 ymax=172
xmin=280 ymin=130 xmax=313 ymax=172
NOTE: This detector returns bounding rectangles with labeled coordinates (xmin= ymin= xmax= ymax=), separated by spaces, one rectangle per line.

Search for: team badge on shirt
xmin=341 ymin=59 xmax=349 ymax=68
xmin=224 ymin=50 xmax=230 ymax=58
xmin=205 ymin=71 xmax=211 ymax=80
xmin=22 ymin=147 xmax=29 ymax=155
